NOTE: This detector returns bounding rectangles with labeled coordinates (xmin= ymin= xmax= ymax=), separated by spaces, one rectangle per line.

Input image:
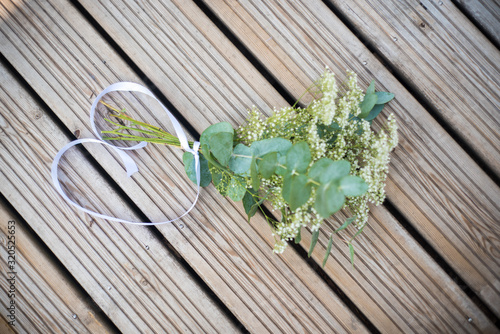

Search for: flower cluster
xmin=236 ymin=69 xmax=398 ymax=254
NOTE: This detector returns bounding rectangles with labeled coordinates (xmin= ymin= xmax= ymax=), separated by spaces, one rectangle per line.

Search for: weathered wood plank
xmin=202 ymin=0 xmax=500 ymax=318
xmin=454 ymin=0 xmax=500 ymax=46
xmin=325 ymin=0 xmax=500 ymax=175
xmin=0 ymin=0 xmax=366 ymax=332
xmin=0 ymin=63 xmax=241 ymax=333
xmin=37 ymin=0 xmax=499 ymax=332
xmin=0 ymin=201 xmax=116 ymax=334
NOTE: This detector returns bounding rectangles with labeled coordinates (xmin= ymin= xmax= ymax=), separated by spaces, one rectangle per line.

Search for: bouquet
xmin=101 ymin=69 xmax=398 ymax=266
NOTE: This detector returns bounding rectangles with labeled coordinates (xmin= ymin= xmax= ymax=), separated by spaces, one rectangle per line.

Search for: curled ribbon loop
xmin=51 ymin=82 xmax=200 ymax=225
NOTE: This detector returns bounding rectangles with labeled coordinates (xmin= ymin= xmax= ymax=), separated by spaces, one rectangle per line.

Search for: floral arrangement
xmin=102 ymin=69 xmax=398 ymax=266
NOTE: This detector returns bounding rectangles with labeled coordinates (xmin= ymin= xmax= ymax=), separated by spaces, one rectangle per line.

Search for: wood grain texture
xmin=202 ymin=0 xmax=500 ymax=318
xmin=325 ymin=0 xmax=500 ymax=176
xmin=0 ymin=201 xmax=116 ymax=334
xmin=39 ymin=0 xmax=498 ymax=332
xmin=0 ymin=63 xmax=241 ymax=333
xmin=454 ymin=0 xmax=500 ymax=46
xmin=0 ymin=0 xmax=365 ymax=332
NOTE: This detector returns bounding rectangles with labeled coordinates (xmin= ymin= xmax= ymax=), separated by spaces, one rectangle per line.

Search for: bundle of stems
xmin=100 ymin=101 xmax=196 ymax=149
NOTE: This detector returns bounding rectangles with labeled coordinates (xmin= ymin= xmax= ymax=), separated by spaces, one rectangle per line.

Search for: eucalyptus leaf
xmin=182 ymin=151 xmax=212 ymax=187
xmin=251 ymin=138 xmax=292 ymax=157
xmin=366 ymin=80 xmax=376 ymax=95
xmin=286 ymin=142 xmax=311 ymax=173
xmin=364 ymin=104 xmax=384 ymax=122
xmin=248 ymin=200 xmax=264 ymax=222
xmin=227 ymin=177 xmax=246 ymax=202
xmin=308 ymin=229 xmax=320 ymax=258
xmin=208 ymin=132 xmax=233 ymax=166
xmin=282 ymin=173 xmax=312 ymax=211
xmin=276 ymin=155 xmax=287 ymax=176
xmin=322 ymin=235 xmax=333 ymax=268
xmin=200 ymin=122 xmax=234 ymax=148
xmin=242 ymin=188 xmax=258 ymax=215
xmin=375 ymin=91 xmax=394 ymax=104
xmin=359 ymin=93 xmax=378 ymax=119
xmin=334 ymin=216 xmax=356 ymax=233
xmin=309 ymin=159 xmax=350 ymax=184
xmin=349 ymin=243 xmax=355 ymax=269
xmin=314 ymin=182 xmax=345 ymax=218
xmin=258 ymin=152 xmax=278 ymax=178
xmin=250 ymin=156 xmax=260 ymax=190
xmin=228 ymin=143 xmax=252 ymax=174
xmin=339 ymin=175 xmax=368 ymax=197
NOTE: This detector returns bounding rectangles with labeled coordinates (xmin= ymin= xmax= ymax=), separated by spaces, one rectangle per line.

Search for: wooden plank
xmin=454 ymin=0 xmax=500 ymax=46
xmin=324 ymin=0 xmax=500 ymax=176
xmin=0 ymin=0 xmax=366 ymax=332
xmin=0 ymin=64 xmax=241 ymax=332
xmin=0 ymin=314 xmax=15 ymax=334
xmin=0 ymin=201 xmax=117 ymax=334
xmin=10 ymin=0 xmax=494 ymax=332
xmin=201 ymin=0 xmax=500 ymax=317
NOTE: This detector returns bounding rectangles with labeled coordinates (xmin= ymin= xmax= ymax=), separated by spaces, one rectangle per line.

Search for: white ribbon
xmin=51 ymin=82 xmax=200 ymax=225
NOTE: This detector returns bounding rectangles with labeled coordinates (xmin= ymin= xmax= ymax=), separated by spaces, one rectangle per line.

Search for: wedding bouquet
xmin=102 ymin=69 xmax=398 ymax=266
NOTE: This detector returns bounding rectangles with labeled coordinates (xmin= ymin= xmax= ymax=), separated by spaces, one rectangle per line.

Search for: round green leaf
xmin=309 ymin=158 xmax=350 ymax=184
xmin=258 ymin=152 xmax=278 ymax=179
xmin=314 ymin=182 xmax=345 ymax=218
xmin=200 ymin=122 xmax=234 ymax=148
xmin=251 ymin=138 xmax=292 ymax=157
xmin=282 ymin=173 xmax=312 ymax=211
xmin=182 ymin=151 xmax=212 ymax=187
xmin=208 ymin=132 xmax=233 ymax=166
xmin=339 ymin=175 xmax=368 ymax=197
xmin=228 ymin=143 xmax=252 ymax=174
xmin=286 ymin=142 xmax=311 ymax=173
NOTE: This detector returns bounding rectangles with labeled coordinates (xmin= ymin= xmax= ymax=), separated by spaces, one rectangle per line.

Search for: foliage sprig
xmin=102 ymin=69 xmax=398 ymax=267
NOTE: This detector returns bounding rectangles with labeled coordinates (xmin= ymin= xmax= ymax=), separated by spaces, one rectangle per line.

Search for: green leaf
xmin=228 ymin=144 xmax=252 ymax=174
xmin=364 ymin=104 xmax=384 ymax=122
xmin=308 ymin=159 xmax=350 ymax=184
xmin=282 ymin=173 xmax=312 ymax=211
xmin=286 ymin=142 xmax=311 ymax=173
xmin=250 ymin=156 xmax=260 ymax=190
xmin=375 ymin=91 xmax=394 ymax=104
xmin=295 ymin=226 xmax=302 ymax=244
xmin=339 ymin=175 xmax=368 ymax=197
xmin=359 ymin=93 xmax=378 ymax=119
xmin=251 ymin=138 xmax=292 ymax=157
xmin=308 ymin=229 xmax=320 ymax=258
xmin=200 ymin=122 xmax=234 ymax=148
xmin=334 ymin=216 xmax=356 ymax=233
xmin=227 ymin=177 xmax=246 ymax=202
xmin=242 ymin=189 xmax=258 ymax=216
xmin=349 ymin=243 xmax=355 ymax=269
xmin=182 ymin=151 xmax=212 ymax=187
xmin=350 ymin=224 xmax=366 ymax=243
xmin=314 ymin=182 xmax=345 ymax=218
xmin=322 ymin=235 xmax=333 ymax=268
xmin=366 ymin=80 xmax=376 ymax=95
xmin=276 ymin=155 xmax=287 ymax=176
xmin=258 ymin=152 xmax=278 ymax=179
xmin=208 ymin=132 xmax=233 ymax=166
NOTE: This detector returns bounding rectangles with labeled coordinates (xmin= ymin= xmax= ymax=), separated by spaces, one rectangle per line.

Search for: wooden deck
xmin=0 ymin=0 xmax=499 ymax=333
